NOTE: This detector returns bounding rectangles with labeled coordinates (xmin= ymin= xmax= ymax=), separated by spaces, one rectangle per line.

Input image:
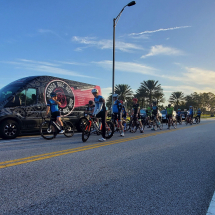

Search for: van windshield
xmin=0 ymin=85 xmax=21 ymax=103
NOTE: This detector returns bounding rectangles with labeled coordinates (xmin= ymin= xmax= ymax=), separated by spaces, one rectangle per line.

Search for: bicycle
xmin=167 ymin=116 xmax=177 ymax=129
xmin=151 ymin=115 xmax=163 ymax=131
xmin=40 ymin=116 xmax=74 ymax=140
xmin=82 ymin=113 xmax=114 ymax=142
xmin=193 ymin=115 xmax=200 ymax=124
xmin=129 ymin=115 xmax=144 ymax=133
xmin=176 ymin=115 xmax=182 ymax=125
xmin=185 ymin=115 xmax=193 ymax=125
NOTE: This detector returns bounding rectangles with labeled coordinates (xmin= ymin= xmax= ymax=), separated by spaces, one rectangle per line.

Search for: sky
xmin=1 ymin=0 xmax=215 ymax=104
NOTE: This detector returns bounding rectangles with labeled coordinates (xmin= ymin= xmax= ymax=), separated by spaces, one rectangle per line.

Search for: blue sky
xmin=1 ymin=0 xmax=215 ymax=104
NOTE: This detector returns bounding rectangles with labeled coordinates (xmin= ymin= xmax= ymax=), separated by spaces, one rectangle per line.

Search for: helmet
xmin=120 ymin=100 xmax=123 ymax=104
xmin=168 ymin=104 xmax=171 ymax=107
xmin=133 ymin=98 xmax=138 ymax=102
xmin=112 ymin=94 xmax=118 ymax=98
xmin=198 ymin=108 xmax=200 ymax=110
xmin=153 ymin=101 xmax=156 ymax=105
xmin=190 ymin=106 xmax=193 ymax=108
xmin=50 ymin=92 xmax=57 ymax=97
xmin=91 ymin=89 xmax=98 ymax=94
xmin=89 ymin=100 xmax=94 ymax=105
xmin=178 ymin=109 xmax=181 ymax=111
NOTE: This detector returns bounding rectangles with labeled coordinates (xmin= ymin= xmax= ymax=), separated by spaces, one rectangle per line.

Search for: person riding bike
xmin=146 ymin=104 xmax=152 ymax=128
xmin=120 ymin=100 xmax=127 ymax=131
xmin=166 ymin=104 xmax=174 ymax=129
xmin=92 ymin=89 xmax=107 ymax=142
xmin=177 ymin=109 xmax=182 ymax=123
xmin=151 ymin=101 xmax=160 ymax=130
xmin=45 ymin=92 xmax=65 ymax=134
xmin=112 ymin=94 xmax=124 ymax=137
xmin=130 ymin=98 xmax=144 ymax=133
xmin=197 ymin=108 xmax=201 ymax=122
xmin=188 ymin=106 xmax=194 ymax=120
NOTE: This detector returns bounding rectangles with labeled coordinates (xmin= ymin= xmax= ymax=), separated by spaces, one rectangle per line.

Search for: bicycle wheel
xmin=79 ymin=117 xmax=89 ymax=131
xmin=123 ymin=120 xmax=130 ymax=132
xmin=105 ymin=121 xmax=114 ymax=139
xmin=153 ymin=122 xmax=157 ymax=131
xmin=82 ymin=121 xmax=91 ymax=142
xmin=158 ymin=121 xmax=163 ymax=130
xmin=63 ymin=121 xmax=75 ymax=138
xmin=195 ymin=117 xmax=199 ymax=124
xmin=40 ymin=121 xmax=56 ymax=140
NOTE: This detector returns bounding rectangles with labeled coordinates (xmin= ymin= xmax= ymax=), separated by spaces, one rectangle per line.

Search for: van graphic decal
xmin=45 ymin=80 xmax=75 ymax=116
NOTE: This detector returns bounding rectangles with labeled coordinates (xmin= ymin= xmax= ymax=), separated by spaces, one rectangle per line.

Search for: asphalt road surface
xmin=1 ymin=119 xmax=215 ymax=215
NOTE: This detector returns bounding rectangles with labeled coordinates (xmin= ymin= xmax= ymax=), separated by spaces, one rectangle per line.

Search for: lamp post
xmin=111 ymin=1 xmax=136 ymax=113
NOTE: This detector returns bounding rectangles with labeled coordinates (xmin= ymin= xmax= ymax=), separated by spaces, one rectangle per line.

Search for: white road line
xmin=207 ymin=192 xmax=215 ymax=215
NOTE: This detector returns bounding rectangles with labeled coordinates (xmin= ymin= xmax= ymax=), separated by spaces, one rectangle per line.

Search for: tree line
xmin=106 ymin=80 xmax=215 ymax=114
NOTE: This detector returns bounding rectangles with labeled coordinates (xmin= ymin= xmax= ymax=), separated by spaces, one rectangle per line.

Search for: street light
xmin=111 ymin=1 xmax=136 ymax=113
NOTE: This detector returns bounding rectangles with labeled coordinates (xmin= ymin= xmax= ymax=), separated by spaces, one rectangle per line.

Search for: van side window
xmin=26 ymin=88 xmax=37 ymax=106
xmin=17 ymin=90 xmax=26 ymax=106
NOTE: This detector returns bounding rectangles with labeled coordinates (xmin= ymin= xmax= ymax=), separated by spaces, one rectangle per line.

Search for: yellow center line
xmin=0 ymin=121 xmax=213 ymax=169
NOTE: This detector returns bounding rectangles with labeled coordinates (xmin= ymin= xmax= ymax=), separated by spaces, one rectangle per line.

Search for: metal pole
xmin=112 ymin=18 xmax=116 ymax=114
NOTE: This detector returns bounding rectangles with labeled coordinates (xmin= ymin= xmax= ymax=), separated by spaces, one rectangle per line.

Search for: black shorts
xmin=113 ymin=113 xmax=122 ymax=121
xmin=133 ymin=113 xmax=141 ymax=121
xmin=167 ymin=114 xmax=172 ymax=118
xmin=51 ymin=111 xmax=60 ymax=121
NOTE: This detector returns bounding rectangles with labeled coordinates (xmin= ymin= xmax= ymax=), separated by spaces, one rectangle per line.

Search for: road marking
xmin=0 ymin=122 xmax=212 ymax=169
xmin=207 ymin=192 xmax=215 ymax=215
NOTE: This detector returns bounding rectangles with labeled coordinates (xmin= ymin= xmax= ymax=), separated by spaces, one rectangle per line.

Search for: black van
xmin=0 ymin=76 xmax=101 ymax=139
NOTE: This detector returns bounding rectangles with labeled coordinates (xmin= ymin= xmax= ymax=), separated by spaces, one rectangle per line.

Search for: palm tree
xmin=169 ymin=92 xmax=184 ymax=110
xmin=106 ymin=84 xmax=133 ymax=110
xmin=137 ymin=80 xmax=163 ymax=104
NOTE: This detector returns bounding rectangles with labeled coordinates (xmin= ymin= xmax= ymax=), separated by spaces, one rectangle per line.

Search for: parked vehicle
xmin=181 ymin=111 xmax=187 ymax=120
xmin=0 ymin=76 xmax=101 ymax=139
xmin=161 ymin=109 xmax=176 ymax=122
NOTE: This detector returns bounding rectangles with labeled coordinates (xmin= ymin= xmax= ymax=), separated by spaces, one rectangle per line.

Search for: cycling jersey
xmin=47 ymin=99 xmax=59 ymax=113
xmin=133 ymin=104 xmax=140 ymax=115
xmin=177 ymin=111 xmax=181 ymax=116
xmin=86 ymin=105 xmax=95 ymax=112
xmin=152 ymin=106 xmax=158 ymax=115
xmin=121 ymin=105 xmax=126 ymax=118
xmin=113 ymin=99 xmax=122 ymax=113
xmin=94 ymin=95 xmax=106 ymax=112
xmin=197 ymin=110 xmax=201 ymax=116
xmin=189 ymin=109 xmax=193 ymax=115
xmin=146 ymin=107 xmax=152 ymax=116
xmin=167 ymin=107 xmax=174 ymax=115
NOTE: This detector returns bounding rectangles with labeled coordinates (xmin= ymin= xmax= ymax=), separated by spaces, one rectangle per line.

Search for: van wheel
xmin=0 ymin=120 xmax=20 ymax=139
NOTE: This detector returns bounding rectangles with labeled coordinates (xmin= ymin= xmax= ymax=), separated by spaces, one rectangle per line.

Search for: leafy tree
xmin=169 ymin=92 xmax=184 ymax=111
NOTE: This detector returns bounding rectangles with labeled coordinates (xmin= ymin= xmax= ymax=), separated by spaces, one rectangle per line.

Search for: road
xmin=1 ymin=119 xmax=215 ymax=215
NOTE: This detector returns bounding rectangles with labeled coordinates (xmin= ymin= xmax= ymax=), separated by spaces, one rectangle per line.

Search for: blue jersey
xmin=47 ymin=99 xmax=59 ymax=113
xmin=197 ymin=110 xmax=201 ymax=115
xmin=113 ymin=99 xmax=122 ymax=113
xmin=94 ymin=95 xmax=106 ymax=111
xmin=177 ymin=111 xmax=181 ymax=116
xmin=122 ymin=105 xmax=126 ymax=117
xmin=189 ymin=108 xmax=193 ymax=114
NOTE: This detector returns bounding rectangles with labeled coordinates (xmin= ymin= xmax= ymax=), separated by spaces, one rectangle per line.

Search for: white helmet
xmin=112 ymin=94 xmax=118 ymax=98
xmin=91 ymin=89 xmax=98 ymax=94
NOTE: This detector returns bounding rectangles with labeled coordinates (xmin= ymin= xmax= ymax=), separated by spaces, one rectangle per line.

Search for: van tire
xmin=0 ymin=120 xmax=20 ymax=139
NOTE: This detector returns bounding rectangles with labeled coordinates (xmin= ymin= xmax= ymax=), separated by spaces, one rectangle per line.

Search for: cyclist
xmin=177 ymin=109 xmax=182 ymax=123
xmin=146 ymin=104 xmax=152 ymax=128
xmin=92 ymin=89 xmax=107 ymax=142
xmin=86 ymin=100 xmax=95 ymax=114
xmin=151 ymin=101 xmax=160 ymax=130
xmin=197 ymin=108 xmax=201 ymax=122
xmin=130 ymin=98 xmax=144 ymax=133
xmin=166 ymin=104 xmax=174 ymax=129
xmin=46 ymin=92 xmax=64 ymax=134
xmin=188 ymin=106 xmax=194 ymax=120
xmin=120 ymin=100 xmax=127 ymax=131
xmin=112 ymin=94 xmax=124 ymax=137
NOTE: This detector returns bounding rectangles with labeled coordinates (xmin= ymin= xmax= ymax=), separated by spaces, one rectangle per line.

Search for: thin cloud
xmin=1 ymin=59 xmax=94 ymax=79
xmin=38 ymin=29 xmax=64 ymax=40
xmin=93 ymin=60 xmax=157 ymax=76
xmin=130 ymin=26 xmax=191 ymax=36
xmin=72 ymin=36 xmax=143 ymax=52
xmin=141 ymin=45 xmax=184 ymax=58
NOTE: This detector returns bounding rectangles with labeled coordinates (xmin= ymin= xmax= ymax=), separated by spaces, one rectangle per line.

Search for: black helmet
xmin=168 ymin=104 xmax=171 ymax=107
xmin=50 ymin=92 xmax=57 ymax=97
xmin=153 ymin=101 xmax=156 ymax=105
xmin=89 ymin=100 xmax=93 ymax=105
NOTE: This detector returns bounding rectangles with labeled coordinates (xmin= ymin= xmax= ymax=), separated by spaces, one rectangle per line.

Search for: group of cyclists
xmin=45 ymin=89 xmax=202 ymax=142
